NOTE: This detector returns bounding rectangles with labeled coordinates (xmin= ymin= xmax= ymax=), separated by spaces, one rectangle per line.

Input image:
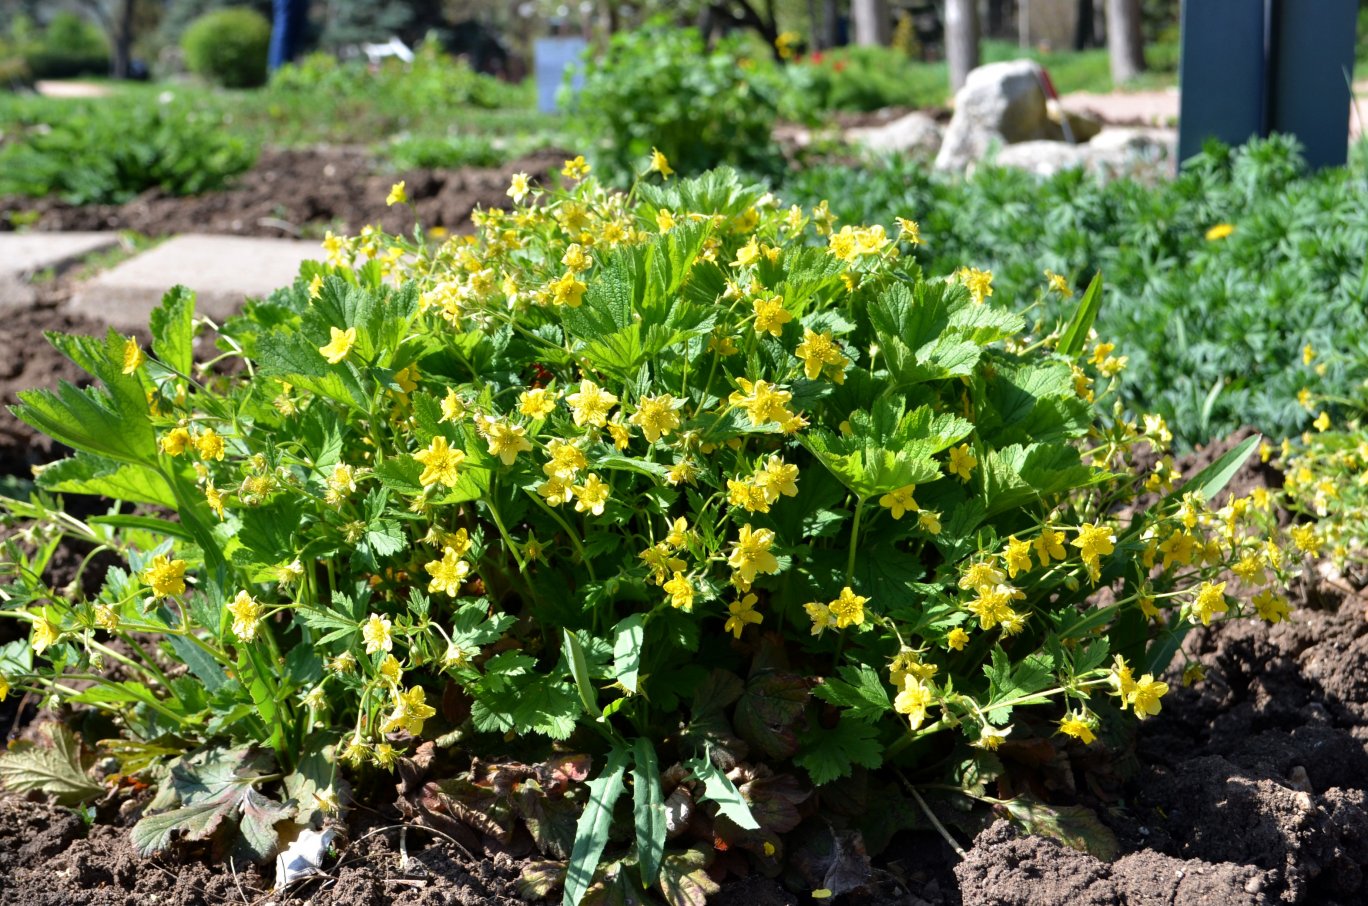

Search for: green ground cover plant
xmin=0 ymin=160 xmax=1293 ymax=902
xmin=0 ymin=95 xmax=257 ymax=205
xmin=781 ymin=135 xmax=1368 ymax=449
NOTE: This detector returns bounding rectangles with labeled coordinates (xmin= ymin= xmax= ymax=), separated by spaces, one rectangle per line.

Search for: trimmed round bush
xmin=182 ymin=8 xmax=271 ymax=88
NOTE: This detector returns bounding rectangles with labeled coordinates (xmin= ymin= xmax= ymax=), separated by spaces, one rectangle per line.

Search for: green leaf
xmin=733 ymin=670 xmax=809 ymax=760
xmin=1168 ymin=433 xmax=1260 ymax=505
xmin=611 ymin=615 xmax=644 ymax=694
xmin=149 ymin=285 xmax=196 ymax=376
xmin=563 ymin=748 xmax=629 ymax=906
xmin=812 ymin=665 xmax=892 ymax=722
xmin=36 ymin=453 xmax=178 ymax=508
xmin=795 ymin=720 xmax=883 ymax=785
xmin=1000 ymin=796 xmax=1118 ymax=860
xmin=685 ymin=754 xmax=759 ymax=830
xmin=1057 ymin=272 xmax=1103 ymax=357
xmin=563 ymin=629 xmax=599 ymax=717
xmin=0 ymin=723 xmax=103 ymax=805
xmin=632 ymin=738 xmax=666 ymax=886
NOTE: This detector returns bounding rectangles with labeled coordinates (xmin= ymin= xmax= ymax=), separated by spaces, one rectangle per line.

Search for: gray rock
xmin=935 ymin=59 xmax=1054 ymax=172
xmin=988 ymin=127 xmax=1176 ymax=179
xmin=845 ymin=111 xmax=943 ymax=157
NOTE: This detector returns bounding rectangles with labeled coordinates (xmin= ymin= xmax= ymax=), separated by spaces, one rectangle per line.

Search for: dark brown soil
xmin=0 ymin=147 xmax=569 ymax=239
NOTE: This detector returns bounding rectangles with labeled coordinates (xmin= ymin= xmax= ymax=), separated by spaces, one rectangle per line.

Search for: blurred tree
xmin=1106 ymin=0 xmax=1145 ymax=82
xmin=319 ymin=0 xmax=448 ymax=49
xmin=945 ymin=0 xmax=979 ymax=90
xmin=852 ymin=0 xmax=889 ymax=45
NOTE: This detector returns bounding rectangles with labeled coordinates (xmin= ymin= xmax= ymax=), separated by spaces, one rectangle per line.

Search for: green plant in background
xmin=0 ymin=97 xmax=257 ymax=205
xmin=182 ymin=7 xmax=272 ymax=89
xmin=781 ymin=135 xmax=1368 ymax=449
xmin=0 ymin=163 xmax=1293 ymax=902
xmin=567 ymin=24 xmax=784 ymax=185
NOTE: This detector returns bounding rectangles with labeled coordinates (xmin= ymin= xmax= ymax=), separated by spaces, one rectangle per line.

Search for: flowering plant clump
xmin=0 ymin=160 xmax=1289 ymax=900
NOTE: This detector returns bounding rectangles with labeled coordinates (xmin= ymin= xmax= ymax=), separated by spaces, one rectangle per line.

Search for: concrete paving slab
xmin=0 ymin=232 xmax=120 ymax=280
xmin=67 ymin=234 xmax=322 ymax=329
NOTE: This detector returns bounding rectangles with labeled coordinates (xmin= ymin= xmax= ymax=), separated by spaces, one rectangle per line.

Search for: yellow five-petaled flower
xmin=319 ymin=326 xmax=356 ymax=364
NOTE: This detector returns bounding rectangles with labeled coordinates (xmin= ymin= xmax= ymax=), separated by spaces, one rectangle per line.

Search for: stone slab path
xmin=66 ymin=234 xmax=322 ymax=329
xmin=0 ymin=232 xmax=121 ymax=311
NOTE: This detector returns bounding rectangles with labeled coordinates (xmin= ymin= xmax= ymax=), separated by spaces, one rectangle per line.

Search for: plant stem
xmin=845 ymin=496 xmax=866 ymax=586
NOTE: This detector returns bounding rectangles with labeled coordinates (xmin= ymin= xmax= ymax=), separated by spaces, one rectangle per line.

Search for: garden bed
xmin=1 ymin=425 xmax=1362 ymax=906
xmin=0 ymin=147 xmax=567 ymax=239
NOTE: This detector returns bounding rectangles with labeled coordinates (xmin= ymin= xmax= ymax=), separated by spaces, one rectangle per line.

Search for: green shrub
xmin=0 ymin=98 xmax=258 ymax=204
xmin=182 ymin=7 xmax=271 ymax=88
xmin=22 ymin=12 xmax=110 ymax=79
xmin=781 ymin=135 xmax=1368 ymax=448
xmin=0 ymin=166 xmax=1285 ymax=898
xmin=568 ymin=24 xmax=783 ymax=185
xmin=781 ymin=45 xmax=946 ymax=120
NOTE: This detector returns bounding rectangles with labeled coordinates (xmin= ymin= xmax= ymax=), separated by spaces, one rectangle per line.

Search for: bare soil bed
xmin=3 ymin=310 xmax=1368 ymax=905
xmin=0 ymin=147 xmax=569 ymax=239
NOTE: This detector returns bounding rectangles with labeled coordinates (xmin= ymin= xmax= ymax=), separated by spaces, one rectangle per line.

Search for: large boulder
xmin=934 ymin=59 xmax=1054 ymax=172
xmin=844 ymin=111 xmax=943 ymax=157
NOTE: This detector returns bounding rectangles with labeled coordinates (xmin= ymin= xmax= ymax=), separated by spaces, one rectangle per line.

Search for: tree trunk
xmin=111 ymin=0 xmax=134 ymax=79
xmin=1073 ymin=0 xmax=1095 ymax=50
xmin=852 ymin=0 xmax=890 ymax=46
xmin=1106 ymin=0 xmax=1145 ymax=83
xmin=807 ymin=0 xmax=823 ymax=49
xmin=821 ymin=0 xmax=840 ymax=48
xmin=945 ymin=0 xmax=980 ymax=92
xmin=986 ymin=0 xmax=1006 ymax=38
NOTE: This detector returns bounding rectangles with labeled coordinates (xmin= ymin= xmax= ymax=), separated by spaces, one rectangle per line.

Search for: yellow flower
xmin=195 ymin=428 xmax=225 ymax=462
xmin=629 ymin=394 xmax=682 ymax=443
xmin=666 ymin=458 xmax=698 ymax=486
xmin=121 ymin=337 xmax=145 ymax=374
xmin=827 ymin=586 xmax=868 ymax=629
xmin=918 ymin=510 xmax=942 ymax=534
xmin=727 ymin=524 xmax=780 ymax=585
xmin=1190 ymin=580 xmax=1228 ymax=626
xmin=485 ymin=420 xmax=532 ymax=466
xmin=1057 ymin=714 xmax=1096 ymax=745
xmin=1204 ymin=222 xmax=1235 ymax=241
xmin=803 ymin=601 xmax=836 ymax=636
xmin=142 ymin=554 xmax=187 ymax=598
xmin=549 ymin=271 xmax=587 ymax=308
xmin=426 ymin=547 xmax=471 ymax=597
xmin=752 ymin=295 xmax=791 ymax=337
xmin=325 ymin=463 xmax=356 ymax=506
xmin=794 ymin=328 xmax=849 ymax=382
xmin=1044 ymin=270 xmax=1072 ymax=297
xmin=1072 ymin=522 xmax=1116 ymax=568
xmin=640 ymin=543 xmax=686 ymax=585
xmin=362 ymin=613 xmax=393 ymax=655
xmin=319 ymin=326 xmax=356 ymax=364
xmin=393 ymin=363 xmax=419 ymax=394
xmin=948 ymin=444 xmax=977 ymax=481
xmin=518 ymin=388 xmax=558 ymax=419
xmin=1302 ymin=343 xmax=1315 ymax=366
xmin=160 ymin=426 xmax=192 ymax=456
xmin=0 ymin=673 xmax=8 ymax=702
xmin=1129 ymin=674 xmax=1167 ymax=718
xmin=543 ymin=438 xmax=587 ymax=480
xmin=755 ymin=456 xmax=800 ymax=502
xmin=732 ymin=236 xmax=762 ymax=269
xmin=1297 ymin=387 xmax=1314 ymax=410
xmin=728 ymin=378 xmax=794 ymax=427
xmin=893 ymin=676 xmax=933 ymax=730
xmin=966 ymin=584 xmax=1018 ymax=630
xmin=945 ymin=626 xmax=969 ymax=650
xmin=567 ymin=379 xmax=618 ymax=428
xmin=1108 ymin=655 xmax=1137 ymax=700
xmin=727 ymin=478 xmax=771 ymax=513
xmin=413 ymin=435 xmax=466 ymax=488
xmin=663 ymin=572 xmax=695 ymax=611
xmin=656 ymin=208 xmax=676 ymax=232
xmin=507 ymin=172 xmax=531 ymax=204
xmin=1002 ymin=537 xmax=1033 ymax=579
xmin=1253 ymin=589 xmax=1290 ymax=623
xmin=227 ymin=590 xmax=264 ymax=642
xmin=562 ymin=155 xmax=591 ymax=179
xmin=538 ymin=475 xmax=574 ymax=506
xmin=1033 ymin=528 xmax=1066 ymax=567
xmin=649 ymin=147 xmax=673 ymax=178
xmin=381 ymin=686 xmax=437 ymax=737
xmin=957 ymin=267 xmax=993 ymax=303
xmin=573 ymin=473 xmax=610 ymax=516
xmin=724 ymin=593 xmax=763 ymax=639
xmin=895 ymin=217 xmax=922 ymax=246
xmin=959 ymin=559 xmax=1006 ymax=592
xmin=30 ymin=616 xmax=60 ymax=654
xmin=1313 ymin=411 xmax=1331 ymax=432
xmin=974 ymin=725 xmax=1011 ymax=750
xmin=378 ymin=654 xmax=403 ymax=685
xmin=1289 ymin=523 xmax=1321 ymax=555
xmin=561 ymin=243 xmax=592 ymax=272
xmin=878 ymin=484 xmax=919 ymax=520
